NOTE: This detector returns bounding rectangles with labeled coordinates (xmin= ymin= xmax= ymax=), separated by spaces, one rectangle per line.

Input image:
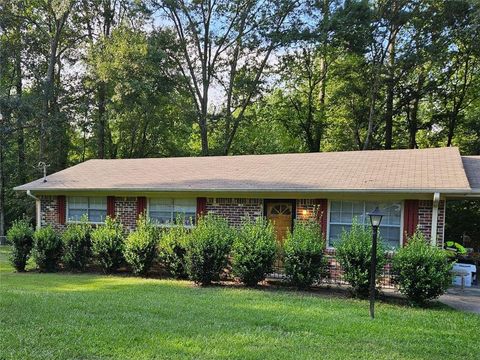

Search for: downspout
xmin=430 ymin=192 xmax=440 ymax=246
xmin=27 ymin=190 xmax=41 ymax=230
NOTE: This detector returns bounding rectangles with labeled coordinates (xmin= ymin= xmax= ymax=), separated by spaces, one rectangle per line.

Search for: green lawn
xmin=0 ymin=246 xmax=479 ymax=360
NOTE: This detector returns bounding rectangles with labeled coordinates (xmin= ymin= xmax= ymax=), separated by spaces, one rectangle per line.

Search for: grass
xmin=0 ymin=246 xmax=479 ymax=360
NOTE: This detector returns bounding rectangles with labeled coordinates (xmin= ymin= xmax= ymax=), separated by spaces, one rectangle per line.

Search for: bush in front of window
xmin=232 ymin=217 xmax=277 ymax=287
xmin=185 ymin=214 xmax=234 ymax=285
xmin=91 ymin=217 xmax=124 ymax=273
xmin=62 ymin=216 xmax=92 ymax=271
xmin=158 ymin=222 xmax=190 ymax=279
xmin=392 ymin=231 xmax=452 ymax=306
xmin=7 ymin=218 xmax=35 ymax=272
xmin=32 ymin=225 xmax=63 ymax=272
xmin=284 ymin=218 xmax=325 ymax=289
xmin=336 ymin=220 xmax=386 ymax=298
xmin=124 ymin=215 xmax=158 ymax=276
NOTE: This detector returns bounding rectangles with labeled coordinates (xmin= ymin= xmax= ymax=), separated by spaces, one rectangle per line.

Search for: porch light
xmin=367 ymin=206 xmax=385 ymax=320
xmin=367 ymin=207 xmax=385 ymax=228
xmin=302 ymin=209 xmax=308 ymax=217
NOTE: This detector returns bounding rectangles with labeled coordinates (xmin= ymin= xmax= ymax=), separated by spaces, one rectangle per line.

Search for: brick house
xmin=14 ymin=147 xmax=480 ymax=252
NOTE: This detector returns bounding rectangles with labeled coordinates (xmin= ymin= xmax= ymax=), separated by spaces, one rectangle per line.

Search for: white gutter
xmin=430 ymin=192 xmax=440 ymax=246
xmin=27 ymin=190 xmax=41 ymax=230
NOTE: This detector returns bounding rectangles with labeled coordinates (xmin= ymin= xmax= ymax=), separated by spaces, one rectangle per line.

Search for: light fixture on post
xmin=367 ymin=206 xmax=385 ymax=319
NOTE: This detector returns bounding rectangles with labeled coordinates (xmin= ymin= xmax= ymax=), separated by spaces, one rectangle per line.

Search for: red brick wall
xmin=40 ymin=196 xmax=67 ymax=232
xmin=417 ymin=200 xmax=446 ymax=247
xmin=205 ymin=198 xmax=263 ymax=227
xmin=38 ymin=196 xmax=447 ymax=248
xmin=296 ymin=199 xmax=318 ymax=221
xmin=115 ymin=197 xmax=137 ymax=232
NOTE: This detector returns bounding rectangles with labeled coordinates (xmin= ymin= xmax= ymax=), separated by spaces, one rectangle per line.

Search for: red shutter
xmin=107 ymin=196 xmax=116 ymax=218
xmin=316 ymin=199 xmax=328 ymax=239
xmin=136 ymin=196 xmax=147 ymax=218
xmin=196 ymin=197 xmax=207 ymax=218
xmin=57 ymin=195 xmax=66 ymax=225
xmin=403 ymin=200 xmax=419 ymax=244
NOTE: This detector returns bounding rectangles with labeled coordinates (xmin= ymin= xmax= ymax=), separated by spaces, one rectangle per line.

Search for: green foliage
xmin=124 ymin=216 xmax=158 ymax=276
xmin=91 ymin=217 xmax=125 ymax=273
xmin=185 ymin=214 xmax=234 ymax=285
xmin=284 ymin=219 xmax=325 ymax=289
xmin=32 ymin=226 xmax=63 ymax=272
xmin=61 ymin=216 xmax=92 ymax=271
xmin=6 ymin=219 xmax=34 ymax=271
xmin=392 ymin=231 xmax=453 ymax=305
xmin=445 ymin=200 xmax=480 ymax=251
xmin=231 ymin=217 xmax=277 ymax=287
xmin=158 ymin=224 xmax=190 ymax=279
xmin=336 ymin=221 xmax=386 ymax=297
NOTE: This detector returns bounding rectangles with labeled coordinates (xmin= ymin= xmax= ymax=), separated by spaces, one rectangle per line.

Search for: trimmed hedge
xmin=232 ymin=217 xmax=277 ymax=286
xmin=185 ymin=214 xmax=234 ymax=285
xmin=284 ymin=219 xmax=324 ymax=289
xmin=7 ymin=218 xmax=34 ymax=272
xmin=158 ymin=225 xmax=190 ymax=279
xmin=62 ymin=216 xmax=92 ymax=271
xmin=91 ymin=217 xmax=124 ymax=273
xmin=392 ymin=231 xmax=452 ymax=305
xmin=32 ymin=225 xmax=63 ymax=272
xmin=336 ymin=221 xmax=386 ymax=298
xmin=124 ymin=216 xmax=158 ymax=275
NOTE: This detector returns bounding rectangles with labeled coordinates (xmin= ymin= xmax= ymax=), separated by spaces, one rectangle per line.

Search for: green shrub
xmin=284 ymin=219 xmax=324 ymax=289
xmin=185 ymin=214 xmax=234 ymax=285
xmin=32 ymin=225 xmax=63 ymax=272
xmin=392 ymin=231 xmax=452 ymax=305
xmin=91 ymin=217 xmax=124 ymax=273
xmin=336 ymin=221 xmax=386 ymax=297
xmin=62 ymin=216 xmax=92 ymax=271
xmin=159 ymin=224 xmax=190 ymax=278
xmin=124 ymin=216 xmax=158 ymax=275
xmin=7 ymin=219 xmax=34 ymax=272
xmin=232 ymin=217 xmax=276 ymax=286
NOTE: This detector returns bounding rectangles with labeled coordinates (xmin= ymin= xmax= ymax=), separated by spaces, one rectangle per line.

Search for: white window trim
xmin=66 ymin=197 xmax=107 ymax=225
xmin=326 ymin=200 xmax=404 ymax=250
xmin=147 ymin=198 xmax=196 ymax=228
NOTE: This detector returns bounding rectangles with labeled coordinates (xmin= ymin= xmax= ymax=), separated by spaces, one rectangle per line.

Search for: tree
xmin=153 ymin=0 xmax=300 ymax=155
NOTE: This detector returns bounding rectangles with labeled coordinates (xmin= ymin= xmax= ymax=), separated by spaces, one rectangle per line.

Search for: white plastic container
xmin=452 ymin=263 xmax=477 ymax=287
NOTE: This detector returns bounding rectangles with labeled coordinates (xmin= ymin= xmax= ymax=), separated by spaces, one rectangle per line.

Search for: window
xmin=149 ymin=198 xmax=196 ymax=226
xmin=328 ymin=201 xmax=402 ymax=249
xmin=67 ymin=197 xmax=107 ymax=223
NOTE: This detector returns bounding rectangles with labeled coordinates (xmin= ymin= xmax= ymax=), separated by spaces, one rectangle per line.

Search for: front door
xmin=266 ymin=201 xmax=294 ymax=247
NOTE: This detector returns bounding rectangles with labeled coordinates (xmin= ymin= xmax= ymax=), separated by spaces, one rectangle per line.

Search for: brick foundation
xmin=205 ymin=198 xmax=263 ymax=226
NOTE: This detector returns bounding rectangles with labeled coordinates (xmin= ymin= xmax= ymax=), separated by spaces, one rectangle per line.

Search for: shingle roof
xmin=462 ymin=156 xmax=480 ymax=191
xmin=14 ymin=147 xmax=473 ymax=193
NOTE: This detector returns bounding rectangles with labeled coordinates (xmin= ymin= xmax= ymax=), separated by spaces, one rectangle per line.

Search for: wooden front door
xmin=266 ymin=201 xmax=294 ymax=247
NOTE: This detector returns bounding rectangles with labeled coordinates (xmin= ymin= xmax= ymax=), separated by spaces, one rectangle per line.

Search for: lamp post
xmin=367 ymin=207 xmax=385 ymax=319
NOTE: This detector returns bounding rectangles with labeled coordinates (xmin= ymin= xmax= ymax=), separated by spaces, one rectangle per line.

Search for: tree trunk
xmin=315 ymin=56 xmax=327 ymax=152
xmin=97 ymin=81 xmax=107 ymax=158
xmin=408 ymin=73 xmax=424 ymax=149
xmin=384 ymin=5 xmax=398 ymax=150
xmin=384 ymin=36 xmax=395 ymax=149
xmin=15 ymin=26 xmax=25 ymax=184
xmin=97 ymin=1 xmax=113 ymax=159
xmin=199 ymin=110 xmax=209 ymax=156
